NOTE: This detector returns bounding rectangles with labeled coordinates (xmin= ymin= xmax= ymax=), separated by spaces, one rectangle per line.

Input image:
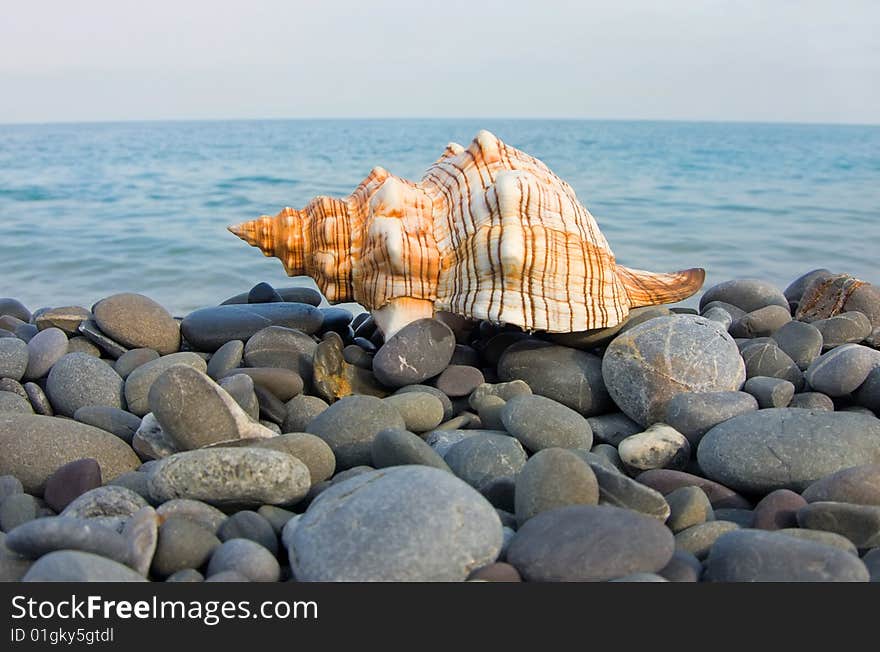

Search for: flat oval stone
xmin=0 ymin=298 xmax=31 ymax=322
xmin=602 ymin=316 xmax=745 ymax=426
xmin=207 ymin=538 xmax=280 ymax=582
xmin=674 ymin=520 xmax=740 ymax=559
xmin=113 ymin=348 xmax=160 ymax=380
xmin=0 ymin=337 xmax=28 ymax=381
xmin=797 ymin=501 xmax=880 ymax=547
xmin=151 ymin=517 xmax=221 ymax=577
xmin=23 ymin=327 xmax=68 ymax=381
xmin=743 ymin=376 xmax=795 ymax=409
xmin=788 ymin=391 xmax=835 ymax=411
xmin=23 ymin=382 xmax=51 ymax=415
xmin=705 ymin=529 xmax=868 ymax=582
xmin=741 ymin=341 xmax=805 ymax=390
xmin=700 ymin=279 xmax=789 ymax=313
xmin=0 ymin=414 xmax=140 ymax=494
xmin=665 ymin=486 xmax=714 ymax=533
xmin=283 ymin=394 xmax=329 ymax=433
xmin=243 ymin=326 xmax=317 ymax=381
xmin=729 ymin=305 xmax=792 ymax=338
xmin=771 ymin=320 xmax=823 ymax=370
xmin=805 ymin=344 xmax=880 ymax=397
xmin=445 ymin=434 xmax=527 ymax=505
xmin=370 ymin=428 xmax=452 ymax=471
xmin=433 ymin=365 xmax=484 ymax=398
xmin=801 ymin=464 xmax=880 ymax=505
xmin=753 ymin=489 xmax=806 ymax=530
xmin=45 ymin=352 xmax=125 ymax=417
xmin=618 ymin=424 xmax=691 ymax=472
xmin=94 ymin=293 xmax=180 ymax=355
xmin=0 ymin=494 xmax=39 ymax=530
xmin=216 ymin=432 xmax=336 ymax=485
xmin=289 ymin=466 xmax=502 ymax=581
xmin=697 ymin=408 xmax=880 ymax=494
xmin=23 ymin=550 xmax=148 ymax=582
xmin=383 ymin=392 xmax=445 ymax=433
xmin=663 ymin=391 xmax=758 ymax=446
xmin=306 ymin=395 xmax=406 ymax=469
xmin=221 ymin=286 xmax=322 ymax=307
xmin=0 ymin=391 xmax=31 ymax=414
xmin=514 ymin=448 xmax=598 ymax=525
xmin=73 ymin=406 xmax=142 ymax=444
xmin=501 ymin=394 xmax=593 ymax=452
xmin=181 ymin=303 xmax=324 ymax=352
xmin=148 ymin=448 xmax=311 ymax=507
xmin=586 ymin=412 xmax=642 ymax=446
xmin=206 ymin=339 xmax=244 ymax=380
xmin=217 ymin=511 xmax=278 ymax=556
xmin=813 ymin=311 xmax=872 ymax=349
xmin=61 ymin=485 xmax=148 ymax=520
xmin=6 ymin=516 xmax=129 ymax=563
xmin=372 ymin=319 xmax=456 ymax=388
xmin=43 ymin=458 xmax=102 ymax=512
xmin=635 ymin=469 xmax=751 ymax=509
xmin=508 ymin=504 xmax=674 ymax=582
xmin=220 ymin=367 xmax=303 ymax=401
xmin=124 ymin=352 xmax=207 ymax=417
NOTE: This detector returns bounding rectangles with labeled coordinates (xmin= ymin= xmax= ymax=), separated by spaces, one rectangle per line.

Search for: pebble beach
xmin=1 ymin=269 xmax=879 ymax=582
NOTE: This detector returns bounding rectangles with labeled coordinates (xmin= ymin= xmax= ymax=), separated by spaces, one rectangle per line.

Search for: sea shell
xmin=230 ymin=130 xmax=705 ymax=337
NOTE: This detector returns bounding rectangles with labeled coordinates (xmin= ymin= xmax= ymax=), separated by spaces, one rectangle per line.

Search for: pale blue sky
xmin=1 ymin=0 xmax=878 ymax=124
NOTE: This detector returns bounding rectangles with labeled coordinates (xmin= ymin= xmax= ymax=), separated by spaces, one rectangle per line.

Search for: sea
xmin=1 ymin=119 xmax=877 ymax=316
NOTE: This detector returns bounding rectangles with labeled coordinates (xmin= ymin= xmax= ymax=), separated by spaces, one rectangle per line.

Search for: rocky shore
xmin=1 ymin=269 xmax=879 ymax=582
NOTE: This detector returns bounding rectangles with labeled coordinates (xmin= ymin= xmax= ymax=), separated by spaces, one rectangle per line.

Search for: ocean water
xmin=1 ymin=119 xmax=877 ymax=317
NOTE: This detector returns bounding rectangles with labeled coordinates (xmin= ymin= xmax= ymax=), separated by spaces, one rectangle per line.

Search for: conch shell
xmin=230 ymin=130 xmax=705 ymax=337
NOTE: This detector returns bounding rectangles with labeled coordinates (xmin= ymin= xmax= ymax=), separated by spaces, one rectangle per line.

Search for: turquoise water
xmin=1 ymin=119 xmax=877 ymax=316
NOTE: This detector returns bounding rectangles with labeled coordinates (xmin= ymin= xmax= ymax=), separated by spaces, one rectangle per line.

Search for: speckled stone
xmin=618 ymin=424 xmax=691 ymax=472
xmin=45 ymin=353 xmax=125 ymax=417
xmin=0 ymin=338 xmax=28 ymax=381
xmin=5 ymin=516 xmax=129 ymax=563
xmin=23 ymin=382 xmax=52 ymax=416
xmin=445 ymin=433 xmax=527 ymax=508
xmin=23 ymin=327 xmax=68 ymax=381
xmin=813 ymin=311 xmax=872 ymax=349
xmin=155 ymin=499 xmax=227 ymax=533
xmin=383 ymin=392 xmax=445 ymax=433
xmin=93 ymin=293 xmax=181 ymax=355
xmin=0 ymin=391 xmax=32 ymax=414
xmin=805 ymin=344 xmax=880 ymax=397
xmin=124 ymin=352 xmax=208 ymax=417
xmin=802 ymin=464 xmax=880 ymax=506
xmin=788 ymin=392 xmax=835 ymax=411
xmin=61 ymin=485 xmax=148 ymax=520
xmin=500 ymin=394 xmax=593 ymax=452
xmin=741 ymin=341 xmax=805 ymax=391
xmin=743 ymin=376 xmax=795 ymax=408
xmin=113 ymin=348 xmax=160 ymax=380
xmin=514 ymin=448 xmax=598 ymax=525
xmin=217 ymin=432 xmax=336 ymax=485
xmin=282 ymin=394 xmax=329 ymax=433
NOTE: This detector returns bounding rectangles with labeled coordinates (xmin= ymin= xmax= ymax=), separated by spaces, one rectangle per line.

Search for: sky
xmin=1 ymin=1 xmax=878 ymax=125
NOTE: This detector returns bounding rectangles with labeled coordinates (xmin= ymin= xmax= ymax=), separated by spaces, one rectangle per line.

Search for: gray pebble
xmin=743 ymin=376 xmax=795 ymax=408
xmin=282 ymin=394 xmax=329 ymax=433
xmin=371 ymin=428 xmax=452 ymax=471
xmin=46 ymin=352 xmax=125 ymax=417
xmin=207 ymin=538 xmax=280 ymax=582
xmin=500 ymin=394 xmax=592 ymax=452
xmin=383 ymin=392 xmax=444 ymax=433
xmin=0 ymin=337 xmax=28 ymax=381
xmin=124 ymin=351 xmax=207 ymax=417
xmin=113 ymin=348 xmax=160 ymax=380
xmin=24 ymin=327 xmax=68 ymax=381
xmin=23 ymin=550 xmax=147 ymax=582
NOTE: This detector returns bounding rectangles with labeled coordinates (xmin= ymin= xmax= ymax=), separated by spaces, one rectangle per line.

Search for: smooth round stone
xmin=254 ymin=385 xmax=287 ymax=424
xmin=247 ymin=282 xmax=283 ymax=303
xmin=663 ymin=391 xmax=758 ymax=447
xmin=618 ymin=424 xmax=691 ymax=472
xmin=697 ymin=408 xmax=880 ymax=494
xmin=371 ymin=428 xmax=451 ymax=471
xmin=700 ymin=306 xmax=733 ymax=329
xmin=181 ymin=303 xmax=324 ymax=352
xmin=391 ymin=387 xmax=453 ymax=424
xmin=258 ymin=506 xmax=297 ymax=534
xmin=665 ymin=486 xmax=714 ymax=533
xmin=23 ymin=327 xmax=68 ymax=381
xmin=289 ymin=466 xmax=502 ymax=581
xmin=5 ymin=516 xmax=129 ymax=563
xmin=222 ymin=286 xmax=322 ymax=307
xmin=0 ymin=414 xmax=140 ymax=494
xmin=372 ymin=319 xmax=456 ymax=388
xmin=320 ymin=307 xmax=354 ymax=334
xmin=844 ymin=284 xmax=880 ymax=329
xmin=445 ymin=434 xmax=527 ymax=504
xmin=0 ymin=378 xmax=27 ymax=401
xmin=806 ymin=344 xmax=880 ymax=397
xmin=740 ymin=341 xmax=804 ymax=390
xmin=797 ymin=502 xmax=880 ymax=548
xmin=221 ymin=433 xmax=337 ymax=485
xmin=585 ymin=413 xmax=641 ymax=447
xmin=635 ymin=469 xmax=751 ymax=509
xmin=61 ymin=485 xmax=147 ymax=520
xmin=165 ymin=568 xmax=204 ymax=582
xmin=500 ymin=394 xmax=593 ymax=452
xmin=220 ymin=367 xmax=303 ymax=401
xmin=23 ymin=550 xmax=148 ymax=582
xmin=802 ymin=464 xmax=880 ymax=506
xmin=65 ymin=336 xmax=101 ymax=357
xmin=306 ymin=395 xmax=406 ymax=469
xmin=155 ymin=499 xmax=227 ymax=533
xmin=788 ymin=392 xmax=835 ymax=411
xmin=93 ymin=293 xmax=180 ymax=355
xmin=700 ymin=279 xmax=789 ymax=313
xmin=243 ymin=326 xmax=317 ymax=380
xmin=107 ymin=472 xmax=152 ymax=503
xmin=658 ymin=549 xmax=702 ymax=582
xmin=206 ymin=340 xmax=244 ymax=380
xmin=217 ymin=511 xmax=278 ymax=556
xmin=23 ymin=383 xmax=51 ymax=415
xmin=777 ymin=528 xmax=858 ymax=554
xmin=73 ymin=406 xmax=141 ymax=444
xmin=218 ymin=373 xmax=259 ymax=420
xmin=433 ymin=365 xmax=485 ymax=399
xmin=467 ymin=562 xmax=522 ymax=582
xmin=45 ymin=352 xmax=125 ymax=417
xmin=149 ymin=366 xmax=275 ymax=449
xmin=113 ymin=348 xmax=160 ymax=380
xmin=0 ymin=391 xmax=31 ymax=414
xmin=514 ymin=448 xmax=598 ymax=525
xmin=753 ymin=489 xmax=807 ymax=530
xmin=497 ymin=341 xmax=611 ymax=417
xmin=449 ymin=344 xmax=480 ymax=368
xmin=282 ymin=394 xmax=329 ymax=433
xmin=383 ymin=392 xmax=444 ymax=433
xmin=785 ymin=269 xmax=834 ymax=304
xmin=574 ymin=458 xmax=670 ymax=520
xmin=0 ymin=338 xmax=28 ymax=381
xmin=342 ymin=344 xmax=373 ymax=369
xmin=602 ymin=316 xmax=745 ymax=427
xmin=475 ymin=395 xmax=506 ymax=430
xmin=508 ymin=504 xmax=674 ymax=582
xmin=0 ymin=298 xmax=31 ymax=322
xmin=206 ymin=538 xmax=279 ymax=582
xmin=705 ymin=529 xmax=869 ymax=582
xmin=854 ymin=367 xmax=880 ymax=413
xmin=0 ymin=476 xmax=23 ymax=503
xmin=424 ymin=429 xmax=486 ymax=458
xmin=743 ymin=376 xmax=795 ymax=408
xmin=148 ymin=448 xmax=311 ymax=508
xmin=43 ymin=458 xmax=102 ymax=512
xmin=15 ymin=323 xmax=38 ymax=343
xmin=729 ymin=305 xmax=792 ymax=338
xmin=771 ymin=320 xmax=824 ymax=370
xmin=124 ymin=352 xmax=207 ymax=417
xmin=468 ymin=380 xmax=532 ymax=410
xmin=590 ymin=443 xmax=624 ymax=472
xmin=34 ymin=306 xmax=91 ymax=336
xmin=0 ymin=494 xmax=39 ymax=531
xmin=675 ymin=520 xmax=739 ymax=560
xmin=813 ymin=311 xmax=872 ymax=349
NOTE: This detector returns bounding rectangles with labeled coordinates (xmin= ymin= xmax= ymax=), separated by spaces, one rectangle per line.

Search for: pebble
xmin=697 ymin=408 xmax=880 ymax=494
xmin=853 ymin=367 xmax=880 ymax=413
xmin=602 ymin=316 xmax=745 ymax=426
xmin=61 ymin=485 xmax=148 ymax=520
xmin=424 ymin=429 xmax=484 ymax=458
xmin=0 ymin=338 xmax=28 ymax=381
xmin=258 ymin=506 xmax=297 ymax=534
xmin=444 ymin=433 xmax=527 ymax=508
xmin=45 ymin=353 xmax=125 ymax=417
xmin=222 ymin=285 xmax=322 ymax=307
xmin=148 ymin=448 xmax=311 ymax=508
xmin=217 ymin=511 xmax=279 ymax=556
xmin=784 ymin=268 xmax=834 ymax=305
xmin=635 ymin=469 xmax=751 ymax=509
xmin=218 ymin=373 xmax=259 ymax=420
xmin=0 ymin=298 xmax=31 ymax=322
xmin=618 ymin=423 xmax=691 ymax=472
xmin=788 ymin=392 xmax=835 ymax=411
xmin=729 ymin=305 xmax=791 ymax=338
xmin=243 ymin=326 xmax=317 ymax=381
xmin=247 ymin=282 xmax=284 ymax=303
xmin=155 ymin=499 xmax=227 ymax=533
xmin=43 ymin=458 xmax=102 ymax=512
xmin=507 ymin=504 xmax=675 ymax=582
xmin=713 ymin=508 xmax=755 ymax=528
xmin=777 ymin=528 xmax=858 ymax=554
xmin=705 ymin=529 xmax=869 ymax=582
xmin=73 ymin=406 xmax=142 ymax=444
xmin=206 ymin=538 xmax=280 ymax=582
xmin=0 ymin=378 xmax=28 ymax=401
xmin=289 ymin=466 xmax=502 ymax=581
xmin=305 ymin=394 xmax=406 ymax=469
xmin=78 ymin=319 xmax=128 ymax=358
xmin=805 ymin=344 xmax=880 ymax=397
xmin=370 ymin=428 xmax=452 ymax=471
xmin=0 ymin=414 xmax=140 ymax=494
xmin=753 ymin=489 xmax=807 ymax=530
xmin=23 ymin=327 xmax=68 ymax=381
xmin=475 ymin=395 xmax=506 ymax=430
xmin=813 ymin=311 xmax=872 ymax=349
xmin=658 ymin=549 xmax=702 ymax=582
xmin=206 ymin=340 xmax=244 ymax=380
xmin=311 ymin=331 xmax=387 ymax=401
xmin=66 ymin=336 xmax=102 ymax=357
xmin=149 ymin=366 xmax=276 ymax=449
xmin=663 ymin=391 xmax=758 ymax=446
xmin=665 ymin=486 xmax=714 ymax=533
xmin=107 ymin=472 xmax=153 ymax=503
xmin=5 ymin=516 xmax=129 ymax=564
xmin=514 ymin=448 xmax=598 ymax=525
xmin=862 ymin=548 xmax=880 ymax=581
xmin=700 ymin=306 xmax=733 ymax=329
xmin=699 ymin=279 xmax=789 ymax=313
xmin=220 ymin=367 xmax=303 ymax=401
xmin=23 ymin=382 xmax=52 ymax=415
xmin=845 ymin=284 xmax=880 ymax=328
xmin=0 ymin=476 xmax=23 ymax=503
xmin=500 ymin=394 xmax=593 ymax=452
xmin=282 ymin=394 xmax=329 ymax=433
xmin=674 ymin=520 xmax=740 ymax=560
xmin=497 ymin=340 xmax=612 ymax=417
xmin=181 ymin=302 xmax=323 ymax=352
xmin=372 ymin=318 xmax=456 ymax=388
xmin=0 ymin=391 xmax=31 ymax=414
xmin=585 ymin=412 xmax=642 ymax=446
xmin=23 ymin=550 xmax=148 ymax=582
xmin=230 ymin=433 xmax=336 ymax=484
xmin=740 ymin=341 xmax=804 ymax=390
xmin=801 ymin=464 xmax=880 ymax=505
xmin=0 ymin=494 xmax=39 ymax=531
xmin=35 ymin=306 xmax=92 ymax=336
xmin=797 ymin=502 xmax=880 ymax=548
xmin=433 ymin=365 xmax=484 ymax=398
xmin=93 ymin=293 xmax=181 ymax=355
xmin=383 ymin=392 xmax=444 ymax=433
xmin=743 ymin=376 xmax=795 ymax=408
xmin=124 ymin=351 xmax=208 ymax=416
xmin=15 ymin=323 xmax=38 ymax=343
xmin=579 ymin=459 xmax=671 ymax=520
xmin=468 ymin=380 xmax=532 ymax=410
xmin=342 ymin=344 xmax=373 ymax=369
xmin=254 ymin=384 xmax=287 ymax=424
xmin=113 ymin=348 xmax=160 ymax=379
